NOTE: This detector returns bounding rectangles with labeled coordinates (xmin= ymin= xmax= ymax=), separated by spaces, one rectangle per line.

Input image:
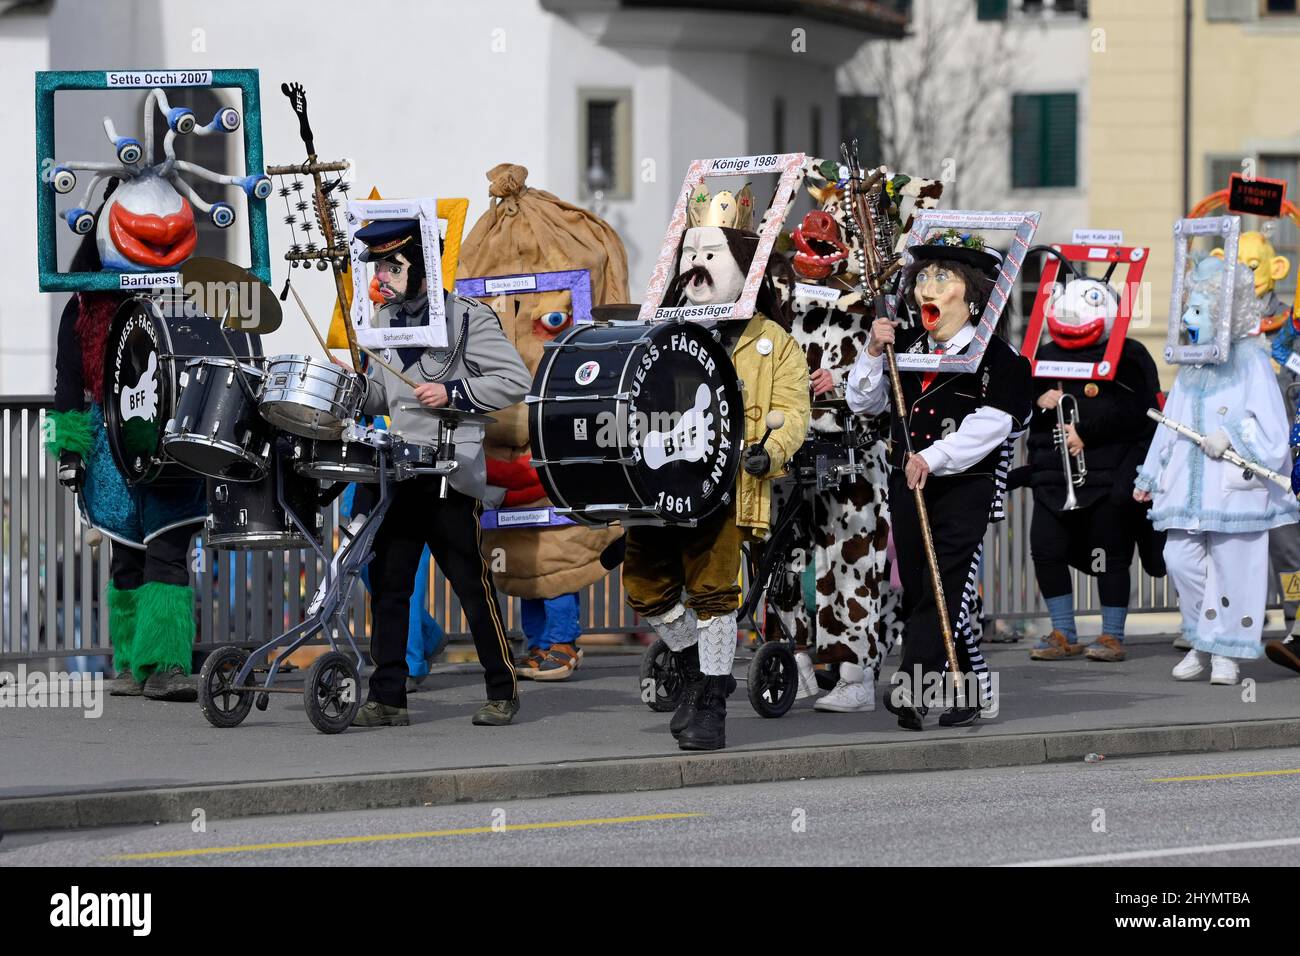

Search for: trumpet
xmin=1053 ymin=383 xmax=1087 ymax=510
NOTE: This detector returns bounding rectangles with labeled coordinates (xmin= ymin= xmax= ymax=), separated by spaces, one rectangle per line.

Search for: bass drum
xmin=529 ymin=321 xmax=743 ymax=525
xmin=104 ymin=295 xmax=259 ymax=484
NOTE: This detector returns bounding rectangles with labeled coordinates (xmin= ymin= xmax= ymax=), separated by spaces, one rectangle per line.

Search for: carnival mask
xmin=913 ymin=263 xmax=969 ymax=342
xmin=678 ymin=226 xmax=746 ymax=305
xmin=49 ymin=89 xmax=269 ymax=273
xmin=1181 ymin=288 xmax=1213 ymax=345
xmin=374 ymin=252 xmax=415 ymax=305
xmin=1045 ymin=277 xmax=1119 ymax=350
xmin=791 ymin=210 xmax=849 ymax=281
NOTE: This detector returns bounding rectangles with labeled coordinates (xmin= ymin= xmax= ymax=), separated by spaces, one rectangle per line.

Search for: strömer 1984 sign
xmin=1228 ymin=173 xmax=1287 ymax=218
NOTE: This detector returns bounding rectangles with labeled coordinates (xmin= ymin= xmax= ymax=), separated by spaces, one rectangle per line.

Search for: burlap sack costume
xmin=459 ymin=163 xmax=627 ymax=599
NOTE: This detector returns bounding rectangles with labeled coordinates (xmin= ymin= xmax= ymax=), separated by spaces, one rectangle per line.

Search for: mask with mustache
xmin=676 ymin=226 xmax=745 ymax=305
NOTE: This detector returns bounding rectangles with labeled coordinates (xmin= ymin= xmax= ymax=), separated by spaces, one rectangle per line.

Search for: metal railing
xmin=980 ymin=447 xmax=1284 ymax=621
xmin=1 ymin=398 xmax=642 ymax=664
xmin=7 ymin=396 xmax=1271 ymax=664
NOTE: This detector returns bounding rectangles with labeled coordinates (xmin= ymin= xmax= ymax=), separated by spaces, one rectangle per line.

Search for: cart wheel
xmin=198 ymin=646 xmax=255 ymax=729
xmin=304 ymin=651 xmax=361 ymax=734
xmin=747 ymin=642 xmax=798 ymax=718
xmin=639 ymin=638 xmax=684 ymax=713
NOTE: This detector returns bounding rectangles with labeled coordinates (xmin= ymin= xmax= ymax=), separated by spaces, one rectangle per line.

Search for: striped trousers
xmin=888 ymin=471 xmax=993 ymax=708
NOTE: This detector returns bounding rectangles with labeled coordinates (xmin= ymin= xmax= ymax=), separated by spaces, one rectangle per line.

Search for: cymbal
xmin=397 ymin=403 xmax=497 ymax=428
xmin=178 ymin=257 xmax=283 ymax=334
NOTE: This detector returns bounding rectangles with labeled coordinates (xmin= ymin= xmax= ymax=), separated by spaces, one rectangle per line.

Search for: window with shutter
xmin=1010 ymin=93 xmax=1077 ymax=189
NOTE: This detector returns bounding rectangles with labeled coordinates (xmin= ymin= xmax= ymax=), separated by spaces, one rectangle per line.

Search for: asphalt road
xmin=5 ymin=746 xmax=1300 ymax=867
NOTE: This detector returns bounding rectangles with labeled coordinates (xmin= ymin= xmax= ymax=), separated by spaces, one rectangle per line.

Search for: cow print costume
xmin=769 ymin=162 xmax=945 ymax=706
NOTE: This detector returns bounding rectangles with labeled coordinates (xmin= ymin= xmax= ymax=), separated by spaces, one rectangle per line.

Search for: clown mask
xmin=913 ymin=262 xmax=970 ymax=342
xmin=678 ymin=226 xmax=745 ymax=305
xmin=97 ymin=171 xmax=198 ymax=272
xmin=1045 ymin=278 xmax=1119 ymax=350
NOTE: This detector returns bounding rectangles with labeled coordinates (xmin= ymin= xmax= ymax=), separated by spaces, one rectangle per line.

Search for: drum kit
xmin=98 ymin=287 xmax=486 ymax=732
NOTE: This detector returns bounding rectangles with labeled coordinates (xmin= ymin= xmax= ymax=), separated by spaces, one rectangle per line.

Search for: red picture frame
xmin=1021 ymin=243 xmax=1148 ymax=382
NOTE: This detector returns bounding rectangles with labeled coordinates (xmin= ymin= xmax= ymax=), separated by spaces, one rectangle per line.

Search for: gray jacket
xmin=360 ymin=291 xmax=531 ymax=502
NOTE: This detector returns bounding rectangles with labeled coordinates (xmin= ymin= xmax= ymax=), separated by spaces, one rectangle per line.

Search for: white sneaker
xmin=795 ymin=652 xmax=819 ymax=700
xmin=1210 ymin=655 xmax=1240 ymax=685
xmin=814 ymin=663 xmax=874 ymax=712
xmin=1172 ymin=648 xmax=1207 ymax=681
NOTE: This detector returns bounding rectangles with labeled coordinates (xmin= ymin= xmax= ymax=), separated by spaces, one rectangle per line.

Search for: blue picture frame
xmin=35 ymin=68 xmax=270 ymax=292
xmin=454 ymin=268 xmax=594 ymax=324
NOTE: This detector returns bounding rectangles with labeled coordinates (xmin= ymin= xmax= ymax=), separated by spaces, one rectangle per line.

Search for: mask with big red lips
xmin=791 ymin=210 xmax=849 ymax=281
xmin=1045 ymin=277 xmax=1118 ymax=350
xmin=97 ymin=172 xmax=198 ymax=272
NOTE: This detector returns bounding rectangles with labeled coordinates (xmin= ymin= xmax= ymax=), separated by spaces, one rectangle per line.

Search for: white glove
xmin=1202 ymin=428 xmax=1233 ymax=460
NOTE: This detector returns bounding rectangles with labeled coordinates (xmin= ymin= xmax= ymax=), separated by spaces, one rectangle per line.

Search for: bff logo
xmin=120 ymin=352 xmax=158 ymax=423
xmin=575 ymin=361 xmax=600 ymax=386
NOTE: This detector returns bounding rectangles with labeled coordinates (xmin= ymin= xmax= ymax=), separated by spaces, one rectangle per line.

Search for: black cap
xmin=354 ymin=218 xmax=420 ymax=261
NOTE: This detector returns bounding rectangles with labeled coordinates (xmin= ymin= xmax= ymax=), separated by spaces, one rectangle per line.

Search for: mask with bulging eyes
xmin=1046 ymin=277 xmax=1119 ymax=350
xmin=677 ymin=226 xmax=745 ymax=305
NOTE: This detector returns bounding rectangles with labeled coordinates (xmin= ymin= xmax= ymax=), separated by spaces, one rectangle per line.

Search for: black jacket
xmin=1023 ymin=337 xmax=1160 ymax=511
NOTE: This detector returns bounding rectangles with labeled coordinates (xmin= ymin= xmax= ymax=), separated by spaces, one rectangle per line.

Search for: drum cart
xmin=197 ymin=414 xmax=469 ymax=734
xmin=640 ymin=408 xmax=876 ymax=719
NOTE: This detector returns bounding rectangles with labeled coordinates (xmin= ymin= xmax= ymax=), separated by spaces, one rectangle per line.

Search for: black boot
xmin=882 ymin=681 xmax=927 ymax=731
xmin=678 ymin=675 xmax=731 ymax=751
xmin=669 ymin=645 xmax=703 ymax=739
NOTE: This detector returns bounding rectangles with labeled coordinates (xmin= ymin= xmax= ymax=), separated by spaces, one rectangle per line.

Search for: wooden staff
xmin=841 ymin=144 xmax=965 ymax=705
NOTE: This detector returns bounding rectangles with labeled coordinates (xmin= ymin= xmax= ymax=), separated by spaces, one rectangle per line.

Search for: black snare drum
xmin=528 ymin=321 xmax=743 ymax=525
xmin=205 ymin=447 xmax=322 ymax=550
xmin=163 ymin=358 xmax=271 ymax=481
xmin=104 ymin=295 xmax=259 ymax=484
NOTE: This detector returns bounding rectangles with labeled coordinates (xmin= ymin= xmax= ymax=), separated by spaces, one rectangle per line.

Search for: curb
xmin=3 ymin=718 xmax=1300 ymax=833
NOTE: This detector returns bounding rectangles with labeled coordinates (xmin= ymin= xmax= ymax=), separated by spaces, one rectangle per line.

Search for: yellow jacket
xmin=732 ymin=314 xmax=811 ymax=536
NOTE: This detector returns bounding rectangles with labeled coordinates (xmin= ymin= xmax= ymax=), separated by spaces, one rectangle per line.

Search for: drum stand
xmin=199 ymin=432 xmax=459 ymax=733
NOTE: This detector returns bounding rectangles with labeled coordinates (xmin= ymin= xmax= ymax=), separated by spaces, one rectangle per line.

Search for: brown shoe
xmin=532 ymin=643 xmax=583 ymax=682
xmin=1265 ymin=635 xmax=1300 ymax=674
xmin=1029 ymin=630 xmax=1085 ymax=661
xmin=514 ymin=646 xmax=547 ymax=681
xmin=1086 ymin=634 xmax=1127 ymax=662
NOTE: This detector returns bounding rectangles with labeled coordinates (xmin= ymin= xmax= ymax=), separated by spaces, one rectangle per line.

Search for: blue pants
xmin=521 ymin=593 xmax=581 ymax=650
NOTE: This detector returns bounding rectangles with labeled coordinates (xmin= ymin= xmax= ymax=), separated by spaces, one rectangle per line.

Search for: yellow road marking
xmin=1152 ymin=768 xmax=1300 ymax=782
xmin=108 ymin=812 xmax=704 ymax=860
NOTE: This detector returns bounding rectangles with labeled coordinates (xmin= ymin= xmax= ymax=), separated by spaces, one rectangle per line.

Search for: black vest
xmin=886 ymin=325 xmax=1032 ymax=475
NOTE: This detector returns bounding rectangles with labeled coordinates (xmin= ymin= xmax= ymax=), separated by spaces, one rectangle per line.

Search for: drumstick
xmin=285 ymin=279 xmax=422 ymax=391
xmin=286 ymin=282 xmax=331 ymax=355
xmin=357 ymin=344 xmax=423 ymax=391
